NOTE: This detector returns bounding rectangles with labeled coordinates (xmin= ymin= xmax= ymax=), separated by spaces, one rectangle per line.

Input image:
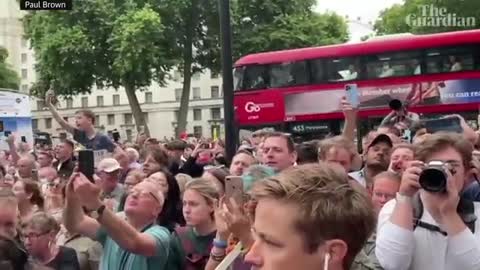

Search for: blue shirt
xmin=96 ymin=220 xmax=170 ymax=270
xmin=73 ymin=129 xmax=116 ymax=152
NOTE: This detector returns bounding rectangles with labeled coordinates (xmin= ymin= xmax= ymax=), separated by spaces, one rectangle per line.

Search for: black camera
xmin=389 ymin=99 xmax=403 ymax=111
xmin=418 ymin=161 xmax=455 ymax=193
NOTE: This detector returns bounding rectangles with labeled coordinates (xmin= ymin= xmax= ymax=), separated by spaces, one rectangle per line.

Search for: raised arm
xmin=70 ymin=173 xmax=163 ymax=257
xmin=46 ymin=93 xmax=76 ymax=134
xmin=341 ymin=97 xmax=358 ymax=142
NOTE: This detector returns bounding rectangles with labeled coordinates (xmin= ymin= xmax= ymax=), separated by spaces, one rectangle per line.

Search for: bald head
xmin=17 ymin=156 xmax=35 ymax=179
xmin=125 ymin=148 xmax=139 ymax=163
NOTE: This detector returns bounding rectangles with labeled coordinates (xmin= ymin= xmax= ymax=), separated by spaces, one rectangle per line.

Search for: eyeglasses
xmin=127 ymin=189 xmax=160 ymax=204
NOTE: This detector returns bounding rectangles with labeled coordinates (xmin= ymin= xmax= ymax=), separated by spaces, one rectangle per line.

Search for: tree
xmin=23 ymin=0 xmax=178 ymax=136
xmin=170 ymin=0 xmax=349 ymax=136
xmin=233 ymin=11 xmax=349 ymax=59
xmin=374 ymin=0 xmax=480 ymax=35
xmin=0 ymin=47 xmax=20 ymax=90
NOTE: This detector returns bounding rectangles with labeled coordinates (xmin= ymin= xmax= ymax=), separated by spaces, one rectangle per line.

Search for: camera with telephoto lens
xmin=418 ymin=161 xmax=455 ymax=193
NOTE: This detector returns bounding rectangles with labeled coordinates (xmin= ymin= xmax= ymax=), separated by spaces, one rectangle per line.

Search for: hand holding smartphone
xmin=345 ymin=84 xmax=360 ymax=108
xmin=78 ymin=150 xmax=95 ymax=182
xmin=225 ymin=176 xmax=244 ymax=206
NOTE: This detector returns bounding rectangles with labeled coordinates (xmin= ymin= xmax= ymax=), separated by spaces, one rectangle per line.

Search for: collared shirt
xmin=349 ymin=169 xmax=367 ymax=188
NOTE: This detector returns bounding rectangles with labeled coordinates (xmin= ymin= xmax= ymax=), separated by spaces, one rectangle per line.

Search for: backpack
xmin=412 ymin=192 xmax=477 ymax=235
xmin=175 ymin=227 xmax=213 ymax=270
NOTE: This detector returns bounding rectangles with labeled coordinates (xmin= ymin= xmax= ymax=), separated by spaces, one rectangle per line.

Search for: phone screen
xmin=21 ymin=136 xmax=26 ymax=143
xmin=78 ymin=150 xmax=95 ymax=182
xmin=425 ymin=117 xmax=463 ymax=134
xmin=225 ymin=176 xmax=244 ymax=206
xmin=345 ymin=83 xmax=360 ymax=108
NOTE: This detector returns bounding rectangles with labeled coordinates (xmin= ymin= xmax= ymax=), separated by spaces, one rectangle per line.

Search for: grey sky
xmin=315 ymin=0 xmax=404 ymax=41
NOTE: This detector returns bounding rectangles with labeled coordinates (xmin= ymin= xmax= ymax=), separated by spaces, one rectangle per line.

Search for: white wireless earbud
xmin=323 ymin=253 xmax=331 ymax=270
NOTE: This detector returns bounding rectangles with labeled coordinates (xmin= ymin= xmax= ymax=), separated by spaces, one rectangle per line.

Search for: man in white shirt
xmin=376 ymin=132 xmax=480 ymax=270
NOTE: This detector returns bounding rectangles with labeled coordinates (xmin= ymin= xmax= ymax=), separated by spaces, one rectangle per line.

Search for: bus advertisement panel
xmin=0 ymin=90 xmax=33 ymax=151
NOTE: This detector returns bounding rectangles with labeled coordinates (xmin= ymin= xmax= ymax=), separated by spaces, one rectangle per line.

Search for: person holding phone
xmin=64 ymin=173 xmax=170 ymax=270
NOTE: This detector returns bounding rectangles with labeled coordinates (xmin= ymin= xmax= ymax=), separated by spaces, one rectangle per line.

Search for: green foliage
xmin=0 ymin=47 xmax=20 ymax=90
xmin=374 ymin=0 xmax=480 ymax=35
xmin=233 ymin=12 xmax=349 ymax=59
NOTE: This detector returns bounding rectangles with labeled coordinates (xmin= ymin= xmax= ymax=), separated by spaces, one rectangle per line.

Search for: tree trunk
xmin=124 ymin=81 xmax=150 ymax=137
xmin=176 ymin=0 xmax=199 ymax=138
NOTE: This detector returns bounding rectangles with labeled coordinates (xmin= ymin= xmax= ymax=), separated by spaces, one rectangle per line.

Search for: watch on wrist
xmin=90 ymin=204 xmax=106 ymax=220
xmin=396 ymin=192 xmax=413 ymax=204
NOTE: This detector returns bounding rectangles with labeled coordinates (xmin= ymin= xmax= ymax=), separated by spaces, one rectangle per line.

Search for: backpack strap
xmin=412 ymin=192 xmax=477 ymax=235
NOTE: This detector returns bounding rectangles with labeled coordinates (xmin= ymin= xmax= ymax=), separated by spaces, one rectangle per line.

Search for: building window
xmin=95 ymin=115 xmax=100 ymax=126
xmin=32 ymin=119 xmax=38 ymax=130
xmin=174 ymin=110 xmax=179 ymax=122
xmin=126 ymin=129 xmax=133 ymax=142
xmin=210 ymin=108 xmax=221 ymax=120
xmin=175 ymin=88 xmax=182 ymax=101
xmin=36 ymin=100 xmax=45 ymax=110
xmin=97 ymin=96 xmax=104 ymax=107
xmin=66 ymin=98 xmax=73 ymax=109
xmin=143 ymin=112 xmax=149 ymax=123
xmin=45 ymin=118 xmax=52 ymax=129
xmin=211 ymin=72 xmax=219 ymax=79
xmin=81 ymin=97 xmax=88 ymax=108
xmin=21 ymin=69 xmax=27 ymax=79
xmin=194 ymin=126 xmax=203 ymax=137
xmin=211 ymin=86 xmax=220 ymax=98
xmin=145 ymin=92 xmax=153 ymax=104
xmin=21 ymin=53 xmax=27 ymax=64
xmin=193 ymin=108 xmax=202 ymax=121
xmin=21 ymin=38 xmax=27 ymax=48
xmin=192 ymin=87 xmax=201 ymax=100
xmin=107 ymin=114 xmax=115 ymax=125
xmin=113 ymin=94 xmax=120 ymax=106
xmin=192 ymin=72 xmax=201 ymax=80
xmin=21 ymin=84 xmax=28 ymax=92
xmin=124 ymin=113 xmax=133 ymax=125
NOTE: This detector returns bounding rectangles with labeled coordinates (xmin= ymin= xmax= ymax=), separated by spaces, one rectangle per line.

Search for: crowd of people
xmin=1 ymin=92 xmax=480 ymax=270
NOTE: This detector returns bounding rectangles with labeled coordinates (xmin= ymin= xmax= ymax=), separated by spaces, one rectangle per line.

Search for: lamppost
xmin=218 ymin=0 xmax=236 ymax=162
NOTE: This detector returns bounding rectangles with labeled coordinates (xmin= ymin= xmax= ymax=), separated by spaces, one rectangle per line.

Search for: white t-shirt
xmin=376 ymin=198 xmax=480 ymax=270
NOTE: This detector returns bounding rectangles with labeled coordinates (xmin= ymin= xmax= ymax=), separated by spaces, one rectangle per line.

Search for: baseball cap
xmin=97 ymin=158 xmax=121 ymax=173
xmin=368 ymin=133 xmax=393 ymax=149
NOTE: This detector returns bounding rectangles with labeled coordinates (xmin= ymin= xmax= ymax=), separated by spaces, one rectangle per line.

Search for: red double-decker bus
xmin=233 ymin=30 xmax=480 ymax=140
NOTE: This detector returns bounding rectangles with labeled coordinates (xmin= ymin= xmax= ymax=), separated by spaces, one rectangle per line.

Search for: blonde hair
xmin=126 ymin=169 xmax=145 ymax=183
xmin=22 ymin=211 xmax=60 ymax=235
xmin=318 ymin=136 xmax=357 ymax=161
xmin=251 ymin=163 xmax=375 ymax=269
xmin=175 ymin=173 xmax=193 ymax=194
xmin=184 ymin=178 xmax=219 ymax=206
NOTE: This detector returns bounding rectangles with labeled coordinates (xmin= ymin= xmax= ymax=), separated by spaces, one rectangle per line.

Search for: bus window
xmin=425 ymin=45 xmax=476 ymax=74
xmin=325 ymin=57 xmax=359 ymax=82
xmin=242 ymin=65 xmax=268 ymax=90
xmin=269 ymin=61 xmax=308 ymax=88
xmin=310 ymin=59 xmax=325 ymax=83
xmin=233 ymin=67 xmax=244 ymax=91
xmin=365 ymin=50 xmax=422 ymax=79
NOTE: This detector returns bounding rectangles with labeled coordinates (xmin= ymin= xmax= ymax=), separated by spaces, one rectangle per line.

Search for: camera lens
xmin=419 ymin=167 xmax=447 ymax=192
xmin=389 ymin=99 xmax=402 ymax=111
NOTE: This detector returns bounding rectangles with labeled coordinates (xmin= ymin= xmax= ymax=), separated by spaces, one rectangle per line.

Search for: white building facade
xmin=1 ymin=0 xmax=225 ymax=141
xmin=31 ymin=71 xmax=225 ymax=141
